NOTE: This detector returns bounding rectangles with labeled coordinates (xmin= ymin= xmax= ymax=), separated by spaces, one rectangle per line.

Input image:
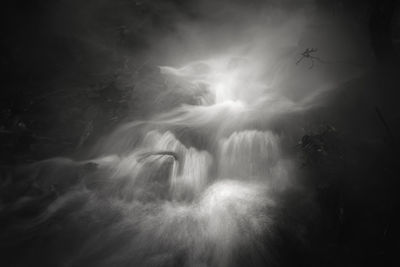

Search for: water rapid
xmin=1 ymin=57 xmax=301 ymax=267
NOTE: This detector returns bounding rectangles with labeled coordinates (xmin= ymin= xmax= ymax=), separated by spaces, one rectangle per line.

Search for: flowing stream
xmin=1 ymin=57 xmax=303 ymax=267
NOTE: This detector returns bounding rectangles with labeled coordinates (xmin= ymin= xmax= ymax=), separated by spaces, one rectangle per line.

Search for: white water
xmin=3 ymin=56 xmax=307 ymax=267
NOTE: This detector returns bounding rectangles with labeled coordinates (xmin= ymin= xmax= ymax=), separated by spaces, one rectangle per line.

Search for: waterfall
xmin=2 ymin=56 xmax=301 ymax=267
xmin=142 ymin=130 xmax=213 ymax=201
xmin=219 ymin=130 xmax=280 ymax=179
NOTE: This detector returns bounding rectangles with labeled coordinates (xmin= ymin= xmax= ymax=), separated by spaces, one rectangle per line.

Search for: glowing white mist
xmin=160 ymin=56 xmax=268 ymax=105
xmin=1 ymin=1 xmax=371 ymax=266
xmin=7 ymin=49 xmax=305 ymax=266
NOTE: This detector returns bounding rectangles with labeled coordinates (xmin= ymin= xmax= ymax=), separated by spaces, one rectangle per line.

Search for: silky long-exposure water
xmin=1 ymin=56 xmax=316 ymax=267
xmin=3 ymin=0 xmax=398 ymax=266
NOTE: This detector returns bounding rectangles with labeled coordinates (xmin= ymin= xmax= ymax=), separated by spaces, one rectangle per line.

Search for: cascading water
xmin=219 ymin=130 xmax=280 ymax=179
xmin=1 ymin=56 xmax=304 ymax=267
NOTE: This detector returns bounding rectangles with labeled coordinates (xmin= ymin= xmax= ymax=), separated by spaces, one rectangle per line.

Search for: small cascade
xmin=218 ymin=130 xmax=280 ymax=179
xmin=171 ymin=147 xmax=212 ymax=201
xmin=141 ymin=130 xmax=213 ymax=201
xmin=2 ymin=55 xmax=303 ymax=267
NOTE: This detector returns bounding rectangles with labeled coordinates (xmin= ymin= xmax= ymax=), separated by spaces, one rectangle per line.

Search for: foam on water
xmin=2 ymin=56 xmax=301 ymax=267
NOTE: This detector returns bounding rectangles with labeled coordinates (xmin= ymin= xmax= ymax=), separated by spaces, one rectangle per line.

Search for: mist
xmin=1 ymin=1 xmax=400 ymax=267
